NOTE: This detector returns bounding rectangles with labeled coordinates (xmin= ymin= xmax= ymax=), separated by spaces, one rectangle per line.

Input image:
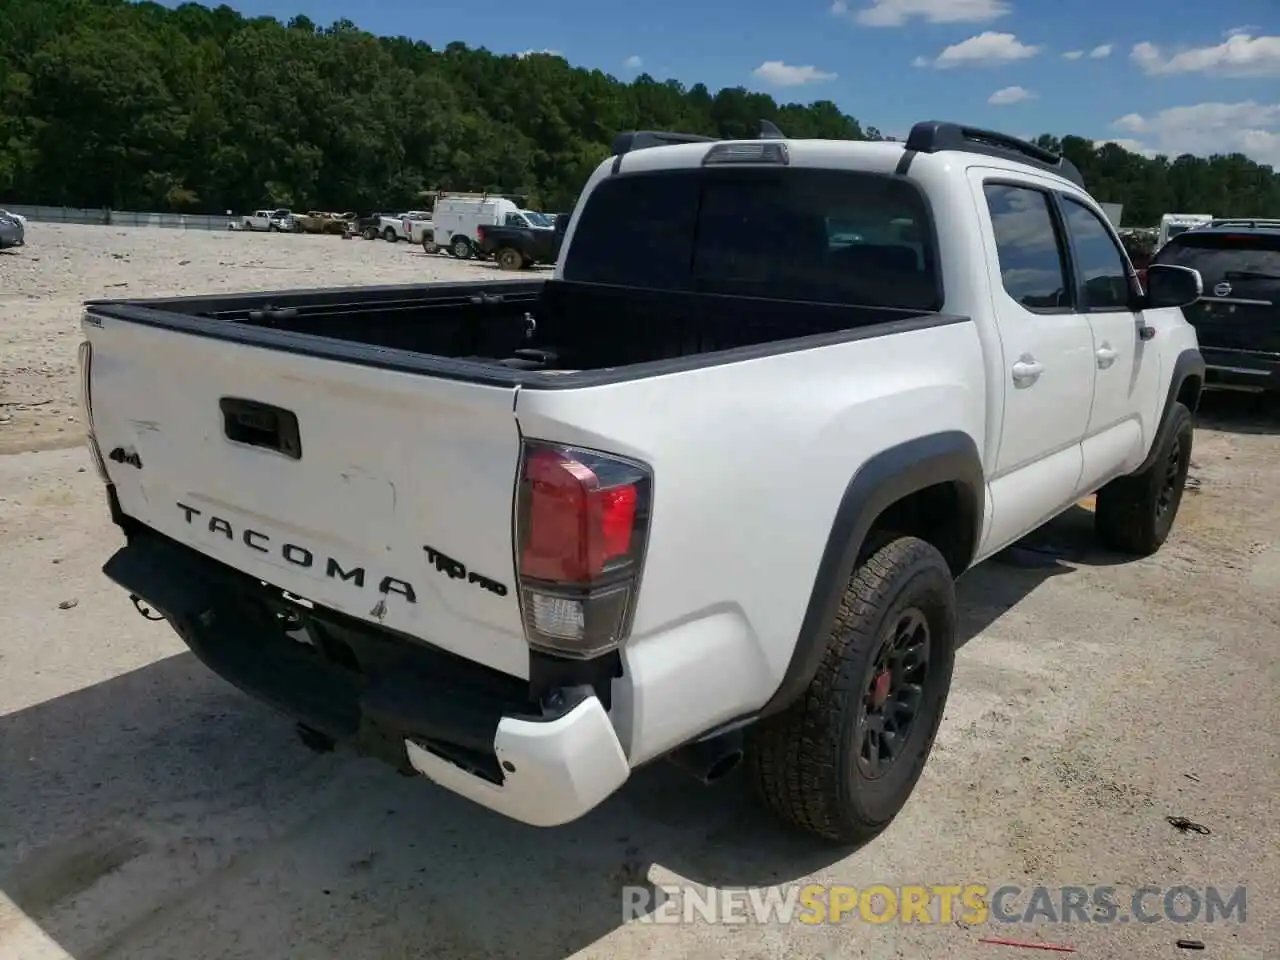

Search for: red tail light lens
xmin=516 ymin=442 xmax=651 ymax=658
xmin=477 ymin=225 xmax=487 ymax=240
xmin=1136 ymin=267 xmax=1148 ymax=290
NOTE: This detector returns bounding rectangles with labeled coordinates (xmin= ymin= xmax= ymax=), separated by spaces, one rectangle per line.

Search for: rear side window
xmin=983 ymin=184 xmax=1070 ymax=312
xmin=1154 ymin=233 xmax=1280 ymax=282
xmin=563 ymin=168 xmax=941 ymax=311
xmin=1061 ymin=197 xmax=1133 ymax=310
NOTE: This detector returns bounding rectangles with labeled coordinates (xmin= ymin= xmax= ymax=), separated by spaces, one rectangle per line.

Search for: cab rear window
xmin=1154 ymin=233 xmax=1280 ymax=281
xmin=562 ymin=168 xmax=942 ymax=312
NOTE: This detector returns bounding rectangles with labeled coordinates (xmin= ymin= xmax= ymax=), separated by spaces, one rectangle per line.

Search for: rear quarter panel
xmin=514 ymin=320 xmax=987 ymax=762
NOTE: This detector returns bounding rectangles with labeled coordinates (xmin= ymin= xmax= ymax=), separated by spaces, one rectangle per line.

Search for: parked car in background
xmin=352 ymin=214 xmax=383 ymax=240
xmin=432 ymin=194 xmax=553 ymax=259
xmin=378 ymin=211 xmax=431 ymax=242
xmin=297 ymin=211 xmax=351 ymax=235
xmin=476 ymin=220 xmax=561 ymax=269
xmin=0 ymin=208 xmax=28 ymax=229
xmin=0 ymin=211 xmax=25 ymax=249
xmin=240 ymin=209 xmax=298 ymax=232
xmin=1146 ymin=217 xmax=1280 ymax=393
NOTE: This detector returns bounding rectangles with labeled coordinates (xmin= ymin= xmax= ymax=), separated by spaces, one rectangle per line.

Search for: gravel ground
xmin=0 ymin=223 xmax=501 ymax=455
xmin=1 ymin=224 xmax=1278 ymax=959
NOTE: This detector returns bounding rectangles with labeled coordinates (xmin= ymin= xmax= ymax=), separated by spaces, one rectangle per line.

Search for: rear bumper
xmin=103 ymin=525 xmax=630 ymax=827
xmin=1202 ymin=346 xmax=1280 ymax=392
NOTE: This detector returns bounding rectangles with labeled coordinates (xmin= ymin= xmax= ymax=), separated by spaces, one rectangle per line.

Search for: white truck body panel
xmin=432 ymin=197 xmax=543 ymax=248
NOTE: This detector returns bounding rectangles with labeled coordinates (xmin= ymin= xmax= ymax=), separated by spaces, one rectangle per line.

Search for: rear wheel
xmin=496 ymin=246 xmax=524 ymax=271
xmin=1095 ymin=401 xmax=1193 ymax=556
xmin=747 ymin=535 xmax=957 ymax=845
xmin=382 ymin=227 xmax=398 ymax=242
xmin=451 ymin=235 xmax=473 ymax=260
xmin=362 ymin=227 xmax=377 ymax=240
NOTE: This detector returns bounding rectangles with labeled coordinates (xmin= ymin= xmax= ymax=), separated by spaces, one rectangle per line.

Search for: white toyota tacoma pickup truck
xmin=79 ymin=120 xmax=1206 ymax=844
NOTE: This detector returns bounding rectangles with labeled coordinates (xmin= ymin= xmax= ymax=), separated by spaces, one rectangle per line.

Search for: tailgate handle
xmin=220 ymin=397 xmax=302 ymax=460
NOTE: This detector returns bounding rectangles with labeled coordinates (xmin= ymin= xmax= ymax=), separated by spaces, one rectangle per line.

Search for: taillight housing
xmin=476 ymin=225 xmax=487 ymax=241
xmin=1136 ymin=267 xmax=1148 ymax=291
xmin=515 ymin=441 xmax=652 ymax=659
xmin=77 ymin=339 xmax=109 ymax=482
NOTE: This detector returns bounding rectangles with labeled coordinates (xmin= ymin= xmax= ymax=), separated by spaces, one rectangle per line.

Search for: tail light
xmin=1136 ymin=267 xmax=1148 ymax=290
xmin=515 ymin=441 xmax=652 ymax=659
xmin=77 ymin=339 xmax=109 ymax=482
xmin=401 ymin=218 xmax=411 ymax=235
xmin=477 ymin=225 xmax=487 ymax=241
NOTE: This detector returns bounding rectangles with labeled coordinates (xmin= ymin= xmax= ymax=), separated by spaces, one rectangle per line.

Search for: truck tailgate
xmin=83 ymin=314 xmax=531 ymax=679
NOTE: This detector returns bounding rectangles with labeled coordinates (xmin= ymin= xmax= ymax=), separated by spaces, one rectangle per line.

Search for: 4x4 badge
xmin=1213 ymin=281 xmax=1232 ymax=297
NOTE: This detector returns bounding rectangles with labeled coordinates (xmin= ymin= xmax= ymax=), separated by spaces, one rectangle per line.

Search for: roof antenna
xmin=759 ymin=119 xmax=785 ymax=140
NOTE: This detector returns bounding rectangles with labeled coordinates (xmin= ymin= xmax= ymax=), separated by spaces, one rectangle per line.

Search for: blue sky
xmin=172 ymin=0 xmax=1280 ymax=166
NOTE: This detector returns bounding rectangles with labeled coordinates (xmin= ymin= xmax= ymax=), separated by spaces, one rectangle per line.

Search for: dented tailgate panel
xmin=84 ymin=313 xmax=531 ymax=680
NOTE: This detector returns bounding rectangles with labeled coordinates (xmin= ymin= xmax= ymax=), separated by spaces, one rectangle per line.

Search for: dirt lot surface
xmin=0 ymin=223 xmax=502 ymax=455
xmin=1 ymin=224 xmax=1277 ymax=959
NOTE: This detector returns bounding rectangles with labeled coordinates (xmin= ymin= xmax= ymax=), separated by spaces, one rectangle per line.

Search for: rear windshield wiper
xmin=1223 ymin=270 xmax=1280 ymax=282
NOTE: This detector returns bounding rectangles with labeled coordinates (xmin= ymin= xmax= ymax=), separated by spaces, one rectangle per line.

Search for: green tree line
xmin=2 ymin=0 xmax=1278 ymax=222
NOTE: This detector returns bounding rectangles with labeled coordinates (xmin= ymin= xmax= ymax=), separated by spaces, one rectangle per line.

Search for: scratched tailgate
xmin=81 ymin=311 xmax=531 ymax=680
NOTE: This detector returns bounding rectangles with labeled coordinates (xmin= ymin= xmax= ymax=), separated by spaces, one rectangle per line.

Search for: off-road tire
xmin=1095 ymin=401 xmax=1193 ymax=556
xmin=747 ymin=535 xmax=957 ymax=845
xmin=451 ymin=235 xmax=473 ymax=260
xmin=362 ymin=227 xmax=377 ymax=241
xmin=383 ymin=227 xmax=398 ymax=242
xmin=497 ymin=246 xmax=524 ymax=270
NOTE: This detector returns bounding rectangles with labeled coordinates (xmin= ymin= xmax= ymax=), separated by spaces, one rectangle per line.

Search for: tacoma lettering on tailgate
xmin=175 ymin=502 xmax=509 ymax=602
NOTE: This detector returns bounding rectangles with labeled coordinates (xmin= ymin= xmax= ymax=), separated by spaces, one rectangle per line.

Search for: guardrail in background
xmin=0 ymin=204 xmax=229 ymax=231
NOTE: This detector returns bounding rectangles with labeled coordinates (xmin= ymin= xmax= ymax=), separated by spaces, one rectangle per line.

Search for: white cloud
xmin=1131 ymin=33 xmax=1280 ymax=77
xmin=752 ymin=60 xmax=838 ymax=86
xmin=918 ymin=32 xmax=1042 ymax=69
xmin=623 ymin=55 xmax=643 ymax=69
xmin=1088 ymin=43 xmax=1113 ymax=59
xmin=1110 ymin=101 xmax=1280 ymax=167
xmin=988 ymin=85 xmax=1035 ymax=104
xmin=1225 ymin=25 xmax=1258 ymax=38
xmin=1062 ymin=50 xmax=1084 ymax=60
xmin=516 ymin=49 xmax=561 ymax=58
xmin=1099 ymin=138 xmax=1155 ymax=158
xmin=831 ymin=0 xmax=1010 ymax=26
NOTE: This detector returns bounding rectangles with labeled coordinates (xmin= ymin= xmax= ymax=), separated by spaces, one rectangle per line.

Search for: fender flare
xmin=1133 ymin=348 xmax=1205 ymax=476
xmin=757 ymin=430 xmax=985 ymax=719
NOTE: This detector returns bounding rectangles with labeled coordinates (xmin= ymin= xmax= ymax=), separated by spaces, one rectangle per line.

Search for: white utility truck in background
xmin=429 ymin=193 xmax=555 ymax=259
xmin=79 ymin=120 xmax=1205 ymax=844
xmin=1158 ymin=212 xmax=1213 ymax=248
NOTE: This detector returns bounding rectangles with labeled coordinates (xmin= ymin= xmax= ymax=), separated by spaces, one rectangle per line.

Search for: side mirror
xmin=555 ymin=213 xmax=570 ymax=235
xmin=1144 ymin=264 xmax=1202 ymax=309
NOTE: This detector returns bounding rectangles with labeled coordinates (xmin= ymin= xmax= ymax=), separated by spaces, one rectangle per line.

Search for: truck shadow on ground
xmin=0 ymin=523 xmax=1118 ymax=959
xmin=1194 ymin=388 xmax=1279 ymax=436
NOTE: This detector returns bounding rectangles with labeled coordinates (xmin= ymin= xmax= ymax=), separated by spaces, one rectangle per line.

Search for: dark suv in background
xmin=1148 ymin=218 xmax=1280 ymax=394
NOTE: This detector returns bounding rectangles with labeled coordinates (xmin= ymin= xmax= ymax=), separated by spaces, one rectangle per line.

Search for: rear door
xmin=968 ymin=172 xmax=1096 ymax=552
xmin=84 ymin=315 xmax=532 ymax=679
xmin=1153 ymin=230 xmax=1280 ymax=356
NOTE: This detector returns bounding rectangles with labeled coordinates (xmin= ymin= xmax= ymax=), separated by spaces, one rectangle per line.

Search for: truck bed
xmin=85 ymin=278 xmax=960 ymax=386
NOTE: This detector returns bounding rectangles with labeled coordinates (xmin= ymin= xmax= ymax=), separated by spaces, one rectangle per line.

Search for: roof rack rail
xmin=904 ymin=120 xmax=1086 ymax=190
xmin=1205 ymin=217 xmax=1280 ymax=229
xmin=611 ymin=130 xmax=718 ymax=156
xmin=611 ymin=119 xmax=789 ymax=158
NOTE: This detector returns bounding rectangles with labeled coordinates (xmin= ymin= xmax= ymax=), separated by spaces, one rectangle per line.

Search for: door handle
xmin=1011 ymin=356 xmax=1043 ymax=386
xmin=1096 ymin=344 xmax=1117 ymax=368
